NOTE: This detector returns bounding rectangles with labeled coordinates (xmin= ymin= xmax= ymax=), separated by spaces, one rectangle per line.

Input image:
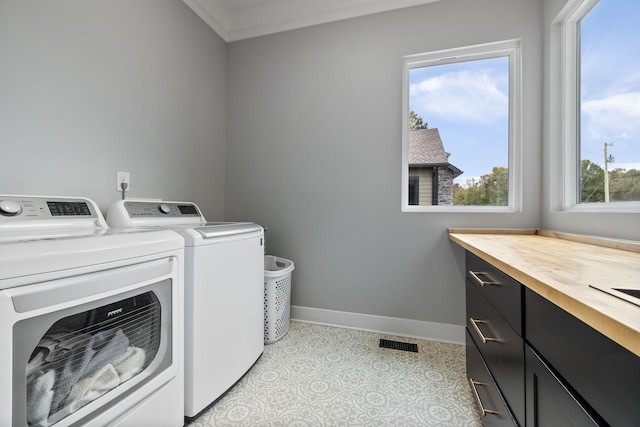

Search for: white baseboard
xmin=290 ymin=305 xmax=465 ymax=345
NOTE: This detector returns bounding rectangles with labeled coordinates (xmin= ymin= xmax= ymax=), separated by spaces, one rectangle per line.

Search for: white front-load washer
xmin=0 ymin=195 xmax=185 ymax=427
xmin=106 ymin=199 xmax=264 ymax=420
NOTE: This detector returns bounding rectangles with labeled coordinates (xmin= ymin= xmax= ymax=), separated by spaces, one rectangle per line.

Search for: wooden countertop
xmin=448 ymin=229 xmax=640 ymax=358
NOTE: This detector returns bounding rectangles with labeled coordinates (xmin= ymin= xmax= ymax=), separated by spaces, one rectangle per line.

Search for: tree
xmin=581 ymin=159 xmax=604 ymax=202
xmin=580 ymin=160 xmax=640 ymax=203
xmin=485 ymin=167 xmax=508 ymax=206
xmin=605 ymin=167 xmax=640 ymax=202
xmin=409 ymin=110 xmax=428 ymax=130
xmin=453 ymin=167 xmax=508 ymax=206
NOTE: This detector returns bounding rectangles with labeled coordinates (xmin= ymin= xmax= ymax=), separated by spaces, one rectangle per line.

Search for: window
xmin=408 ymin=176 xmax=419 ymax=205
xmin=559 ymin=0 xmax=640 ymax=210
xmin=401 ymin=40 xmax=522 ymax=212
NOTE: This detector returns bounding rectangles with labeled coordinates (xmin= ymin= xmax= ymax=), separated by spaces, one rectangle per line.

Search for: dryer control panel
xmin=123 ymin=201 xmax=203 ymax=218
xmin=107 ymin=199 xmax=207 ymax=227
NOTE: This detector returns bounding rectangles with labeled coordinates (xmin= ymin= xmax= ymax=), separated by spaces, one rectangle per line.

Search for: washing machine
xmin=106 ymin=199 xmax=264 ymax=420
xmin=0 ymin=195 xmax=184 ymax=427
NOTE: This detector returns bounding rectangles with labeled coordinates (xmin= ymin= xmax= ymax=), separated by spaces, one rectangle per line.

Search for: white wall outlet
xmin=116 ymin=171 xmax=130 ymax=191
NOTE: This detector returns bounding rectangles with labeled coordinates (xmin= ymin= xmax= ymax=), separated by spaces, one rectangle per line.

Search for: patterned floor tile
xmin=187 ymin=322 xmax=482 ymax=427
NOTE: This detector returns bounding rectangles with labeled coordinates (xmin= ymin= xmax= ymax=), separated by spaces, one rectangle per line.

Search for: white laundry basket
xmin=263 ymin=255 xmax=295 ymax=344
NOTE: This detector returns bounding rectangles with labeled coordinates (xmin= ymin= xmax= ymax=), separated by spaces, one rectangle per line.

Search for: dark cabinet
xmin=466 ymin=278 xmax=525 ymax=424
xmin=525 ymin=345 xmax=602 ymax=427
xmin=466 ymin=330 xmax=518 ymax=427
xmin=465 ymin=252 xmax=524 ymax=426
xmin=466 ymin=252 xmax=523 ymax=334
xmin=526 ymin=287 xmax=640 ymax=426
xmin=463 ymin=250 xmax=640 ymax=426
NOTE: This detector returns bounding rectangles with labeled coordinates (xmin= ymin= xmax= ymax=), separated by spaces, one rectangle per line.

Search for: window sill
xmin=560 ymin=202 xmax=640 ymax=214
xmin=402 ymin=206 xmax=519 ymax=213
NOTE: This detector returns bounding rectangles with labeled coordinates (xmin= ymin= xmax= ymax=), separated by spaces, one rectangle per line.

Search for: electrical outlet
xmin=116 ymin=171 xmax=130 ymax=191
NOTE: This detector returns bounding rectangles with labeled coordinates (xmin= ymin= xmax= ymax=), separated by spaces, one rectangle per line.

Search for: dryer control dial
xmin=158 ymin=203 xmax=171 ymax=214
xmin=0 ymin=200 xmax=23 ymax=216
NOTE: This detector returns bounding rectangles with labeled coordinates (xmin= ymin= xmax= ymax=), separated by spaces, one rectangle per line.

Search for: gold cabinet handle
xmin=468 ymin=270 xmax=500 ymax=287
xmin=469 ymin=378 xmax=501 ymax=416
xmin=469 ymin=318 xmax=499 ymax=344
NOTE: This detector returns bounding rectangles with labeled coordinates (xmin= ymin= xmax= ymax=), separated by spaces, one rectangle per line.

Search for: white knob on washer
xmin=0 ymin=200 xmax=23 ymax=216
xmin=158 ymin=203 xmax=171 ymax=214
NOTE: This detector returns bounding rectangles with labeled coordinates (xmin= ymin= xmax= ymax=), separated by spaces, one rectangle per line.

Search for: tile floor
xmin=187 ymin=321 xmax=482 ymax=426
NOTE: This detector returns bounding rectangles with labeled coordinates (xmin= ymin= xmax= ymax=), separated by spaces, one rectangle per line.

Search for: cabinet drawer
xmin=466 ymin=331 xmax=517 ymax=427
xmin=466 ymin=251 xmax=522 ymax=334
xmin=526 ymin=288 xmax=640 ymax=427
xmin=525 ymin=345 xmax=603 ymax=426
xmin=467 ymin=279 xmax=524 ymax=426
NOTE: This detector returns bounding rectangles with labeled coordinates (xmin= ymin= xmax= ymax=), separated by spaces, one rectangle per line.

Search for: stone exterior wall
xmin=437 ymin=168 xmax=454 ymax=205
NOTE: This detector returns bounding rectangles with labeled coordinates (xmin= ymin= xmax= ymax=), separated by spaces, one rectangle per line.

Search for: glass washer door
xmin=11 ymin=259 xmax=174 ymax=427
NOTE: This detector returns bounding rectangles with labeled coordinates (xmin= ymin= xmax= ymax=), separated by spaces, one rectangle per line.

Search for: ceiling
xmin=183 ymin=0 xmax=442 ymax=42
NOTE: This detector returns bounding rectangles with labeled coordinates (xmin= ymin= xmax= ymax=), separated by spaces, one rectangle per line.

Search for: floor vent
xmin=379 ymin=339 xmax=419 ymax=353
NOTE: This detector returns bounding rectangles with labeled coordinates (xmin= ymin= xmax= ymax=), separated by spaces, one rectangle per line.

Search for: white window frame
xmin=555 ymin=0 xmax=640 ymax=212
xmin=401 ymin=39 xmax=523 ymax=213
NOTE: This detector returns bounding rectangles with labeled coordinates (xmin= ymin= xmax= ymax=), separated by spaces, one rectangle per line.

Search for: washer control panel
xmin=123 ymin=201 xmax=202 ymax=218
xmin=0 ymin=196 xmax=98 ymax=220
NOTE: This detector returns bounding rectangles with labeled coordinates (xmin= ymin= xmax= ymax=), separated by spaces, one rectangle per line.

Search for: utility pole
xmin=604 ymin=142 xmax=614 ymax=202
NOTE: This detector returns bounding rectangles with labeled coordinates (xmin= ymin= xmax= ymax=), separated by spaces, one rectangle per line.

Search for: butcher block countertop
xmin=448 ymin=229 xmax=640 ymax=358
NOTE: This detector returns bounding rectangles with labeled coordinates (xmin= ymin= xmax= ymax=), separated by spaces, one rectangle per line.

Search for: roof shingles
xmin=408 ymin=128 xmax=449 ymax=165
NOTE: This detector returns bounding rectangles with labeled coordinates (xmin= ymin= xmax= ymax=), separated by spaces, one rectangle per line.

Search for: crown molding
xmin=184 ymin=0 xmax=442 ymax=42
xmin=183 ymin=0 xmax=230 ymax=40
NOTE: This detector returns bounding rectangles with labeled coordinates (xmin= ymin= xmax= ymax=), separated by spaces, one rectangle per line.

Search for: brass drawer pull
xmin=470 ymin=318 xmax=499 ymax=344
xmin=469 ymin=271 xmax=500 ymax=287
xmin=469 ymin=378 xmax=501 ymax=416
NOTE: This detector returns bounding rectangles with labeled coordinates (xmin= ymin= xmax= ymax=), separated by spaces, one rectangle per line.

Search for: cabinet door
xmin=525 ymin=345 xmax=604 ymax=426
xmin=526 ymin=288 xmax=640 ymax=426
xmin=466 ymin=331 xmax=518 ymax=427
xmin=467 ymin=279 xmax=524 ymax=425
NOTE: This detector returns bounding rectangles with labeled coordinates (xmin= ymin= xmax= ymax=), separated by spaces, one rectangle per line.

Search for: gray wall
xmin=8 ymin=0 xmax=628 ymax=333
xmin=0 ymin=1 xmax=228 ymax=220
xmin=226 ymin=0 xmax=543 ymax=326
xmin=540 ymin=0 xmax=640 ymax=240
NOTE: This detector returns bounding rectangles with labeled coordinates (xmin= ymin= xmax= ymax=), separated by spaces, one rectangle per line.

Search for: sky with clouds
xmin=580 ymin=0 xmax=640 ymax=172
xmin=409 ymin=56 xmax=509 ymax=186
xmin=409 ymin=0 xmax=639 ymax=185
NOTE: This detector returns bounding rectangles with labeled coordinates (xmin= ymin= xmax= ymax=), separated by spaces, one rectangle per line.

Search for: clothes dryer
xmin=0 ymin=195 xmax=184 ymax=427
xmin=106 ymin=200 xmax=264 ymax=420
